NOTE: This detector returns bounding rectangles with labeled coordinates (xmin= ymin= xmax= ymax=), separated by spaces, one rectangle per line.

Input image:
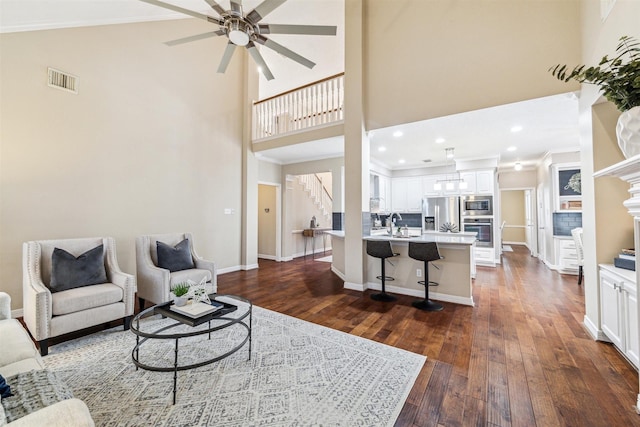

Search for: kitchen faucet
xmin=388 ymin=212 xmax=403 ymax=235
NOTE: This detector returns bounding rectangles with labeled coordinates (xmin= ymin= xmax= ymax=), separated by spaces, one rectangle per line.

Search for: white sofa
xmin=0 ymin=292 xmax=94 ymax=426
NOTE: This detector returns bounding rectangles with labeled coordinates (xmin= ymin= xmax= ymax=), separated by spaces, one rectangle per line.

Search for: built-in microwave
xmin=461 ymin=195 xmax=493 ymax=217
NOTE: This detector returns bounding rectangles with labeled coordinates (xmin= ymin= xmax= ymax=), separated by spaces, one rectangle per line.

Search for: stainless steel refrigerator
xmin=422 ymin=196 xmax=461 ymax=232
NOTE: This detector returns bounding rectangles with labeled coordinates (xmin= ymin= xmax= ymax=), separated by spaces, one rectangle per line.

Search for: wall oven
xmin=463 ymin=218 xmax=493 ymax=247
xmin=461 ymin=195 xmax=493 ymax=217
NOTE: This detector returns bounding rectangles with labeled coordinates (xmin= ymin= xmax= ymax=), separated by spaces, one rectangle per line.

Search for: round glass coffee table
xmin=130 ymin=294 xmax=252 ymax=404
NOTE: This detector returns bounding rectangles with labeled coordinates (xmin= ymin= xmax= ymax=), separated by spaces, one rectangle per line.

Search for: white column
xmin=343 ymin=0 xmax=369 ymax=290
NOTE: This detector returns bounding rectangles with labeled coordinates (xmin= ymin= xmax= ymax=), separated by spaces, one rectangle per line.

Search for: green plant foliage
xmin=550 ymin=36 xmax=640 ymax=112
xmin=171 ymin=282 xmax=190 ymax=297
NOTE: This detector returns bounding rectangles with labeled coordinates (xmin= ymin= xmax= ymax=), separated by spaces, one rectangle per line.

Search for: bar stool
xmin=408 ymin=241 xmax=444 ymax=311
xmin=366 ymin=240 xmax=399 ymax=302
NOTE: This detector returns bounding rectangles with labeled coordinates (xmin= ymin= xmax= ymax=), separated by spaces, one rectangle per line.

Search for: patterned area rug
xmin=43 ymin=305 xmax=425 ymax=426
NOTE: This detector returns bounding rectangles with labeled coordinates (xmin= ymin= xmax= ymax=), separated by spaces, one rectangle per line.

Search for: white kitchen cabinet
xmin=474 ymin=246 xmax=495 ymax=267
xmin=406 ymin=178 xmax=423 ymax=211
xmin=422 ymin=175 xmax=441 ymax=197
xmin=476 ymin=170 xmax=494 ymax=194
xmin=379 ymin=175 xmax=390 ymax=212
xmin=600 ymin=265 xmax=639 ymax=368
xmin=554 ymin=237 xmax=579 ymax=274
xmin=391 ymin=177 xmax=422 ymax=212
xmin=459 ymin=172 xmax=476 ymax=194
xmin=391 ymin=178 xmax=408 ymax=212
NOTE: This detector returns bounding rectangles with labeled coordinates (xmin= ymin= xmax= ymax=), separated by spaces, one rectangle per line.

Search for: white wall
xmin=0 ymin=19 xmax=245 ymax=310
xmin=364 ymin=0 xmax=581 ymax=130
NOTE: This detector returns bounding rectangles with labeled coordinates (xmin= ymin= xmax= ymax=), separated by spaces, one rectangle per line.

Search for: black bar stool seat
xmin=366 ymin=240 xmax=399 ymax=302
xmin=408 ymin=241 xmax=444 ymax=311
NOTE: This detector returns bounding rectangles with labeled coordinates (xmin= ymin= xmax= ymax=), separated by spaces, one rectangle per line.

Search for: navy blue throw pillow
xmin=157 ymin=239 xmax=195 ymax=272
xmin=50 ymin=244 xmax=107 ymax=293
xmin=0 ymin=374 xmax=13 ymax=399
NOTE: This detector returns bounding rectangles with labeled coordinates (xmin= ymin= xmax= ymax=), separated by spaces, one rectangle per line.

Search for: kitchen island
xmin=326 ymin=230 xmax=476 ymax=306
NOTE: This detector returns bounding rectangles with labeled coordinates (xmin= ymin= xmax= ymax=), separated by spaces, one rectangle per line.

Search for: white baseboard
xmin=258 ymin=254 xmax=277 ymax=261
xmin=291 ymin=247 xmax=332 ymax=259
xmin=344 ymin=281 xmax=367 ymax=292
xmin=365 ymin=282 xmax=474 ymax=306
xmin=11 ymin=308 xmax=23 ymax=319
xmin=583 ymin=314 xmax=609 ymax=341
xmin=331 ymin=266 xmax=346 ymax=281
xmin=218 ymin=264 xmax=259 ymax=274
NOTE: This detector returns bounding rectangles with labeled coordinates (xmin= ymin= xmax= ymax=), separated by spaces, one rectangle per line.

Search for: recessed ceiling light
xmin=398 ymin=159 xmax=406 ymax=164
xmin=378 ymin=146 xmax=387 ymax=152
xmin=511 ymin=125 xmax=523 ymax=133
xmin=393 ymin=131 xmax=403 ymax=138
xmin=257 ymin=66 xmax=262 ymax=73
xmin=507 ymin=146 xmax=517 ymax=152
xmin=514 ymin=162 xmax=523 ymax=171
xmin=435 ymin=138 xmax=446 ymax=144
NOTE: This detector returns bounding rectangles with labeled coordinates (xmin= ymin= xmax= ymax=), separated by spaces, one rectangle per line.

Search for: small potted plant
xmin=549 ymin=36 xmax=640 ymax=157
xmin=171 ymin=282 xmax=190 ymax=307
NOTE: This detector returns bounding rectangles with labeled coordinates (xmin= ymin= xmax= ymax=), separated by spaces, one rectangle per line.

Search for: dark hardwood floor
xmin=41 ymin=245 xmax=640 ymax=426
xmin=216 ymin=245 xmax=640 ymax=427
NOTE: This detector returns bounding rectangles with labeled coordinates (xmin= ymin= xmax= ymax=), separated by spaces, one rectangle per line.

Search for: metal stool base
xmin=412 ymin=299 xmax=443 ymax=311
xmin=371 ymin=292 xmax=397 ymax=302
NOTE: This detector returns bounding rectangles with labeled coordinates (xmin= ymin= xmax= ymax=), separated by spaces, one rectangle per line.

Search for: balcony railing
xmin=252 ymin=73 xmax=344 ymax=141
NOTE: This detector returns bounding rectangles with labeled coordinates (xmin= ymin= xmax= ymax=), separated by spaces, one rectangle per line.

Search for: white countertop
xmin=326 ymin=230 xmax=477 ymax=244
xmin=364 ymin=231 xmax=477 ymax=245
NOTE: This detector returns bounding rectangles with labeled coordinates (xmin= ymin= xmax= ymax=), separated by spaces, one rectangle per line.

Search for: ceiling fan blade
xmin=256 ymin=36 xmax=315 ymax=69
xmin=217 ymin=42 xmax=237 ymax=73
xmin=258 ymin=24 xmax=337 ymax=36
xmin=164 ymin=30 xmax=225 ymax=46
xmin=139 ymin=0 xmax=222 ymax=25
xmin=230 ymin=0 xmax=243 ymax=14
xmin=246 ymin=41 xmax=275 ymax=80
xmin=203 ymin=0 xmax=226 ymax=16
xmin=246 ymin=0 xmax=287 ymax=24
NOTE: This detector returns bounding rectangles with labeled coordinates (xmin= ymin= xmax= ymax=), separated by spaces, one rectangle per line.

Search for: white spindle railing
xmin=297 ymin=174 xmax=333 ymax=223
xmin=253 ymin=73 xmax=344 ymax=140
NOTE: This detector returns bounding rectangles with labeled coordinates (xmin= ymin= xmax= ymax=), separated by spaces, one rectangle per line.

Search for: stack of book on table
xmin=614 ymin=248 xmax=635 ymax=271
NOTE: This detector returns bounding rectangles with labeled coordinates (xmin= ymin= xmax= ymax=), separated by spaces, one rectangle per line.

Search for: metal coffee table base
xmin=130 ymin=295 xmax=252 ymax=404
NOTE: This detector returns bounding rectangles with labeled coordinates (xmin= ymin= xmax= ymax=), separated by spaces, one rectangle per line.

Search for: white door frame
xmin=500 ymin=187 xmax=538 ymax=256
xmin=258 ymin=181 xmax=282 ymax=262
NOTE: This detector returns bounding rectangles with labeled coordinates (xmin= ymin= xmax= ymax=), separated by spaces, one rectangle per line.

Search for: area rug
xmin=43 ymin=305 xmax=425 ymax=427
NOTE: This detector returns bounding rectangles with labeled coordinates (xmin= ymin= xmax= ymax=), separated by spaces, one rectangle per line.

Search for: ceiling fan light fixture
xmin=227 ymin=20 xmax=250 ymax=46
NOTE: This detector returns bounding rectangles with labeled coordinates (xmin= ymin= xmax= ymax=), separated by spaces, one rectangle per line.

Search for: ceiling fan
xmin=139 ymin=0 xmax=337 ymax=80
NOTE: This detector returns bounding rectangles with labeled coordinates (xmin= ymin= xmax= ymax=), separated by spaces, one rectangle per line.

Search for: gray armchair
xmin=135 ymin=233 xmax=217 ymax=311
xmin=23 ymin=237 xmax=135 ymax=356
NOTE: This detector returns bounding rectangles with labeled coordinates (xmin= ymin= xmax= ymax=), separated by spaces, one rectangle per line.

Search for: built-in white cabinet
xmin=554 ymin=237 xmax=579 ymax=274
xmin=459 ymin=172 xmax=476 ymax=194
xmin=474 ymin=246 xmax=495 ymax=267
xmin=422 ymin=176 xmax=440 ymax=197
xmin=457 ymin=169 xmax=494 ymax=195
xmin=476 ymin=170 xmax=494 ymax=194
xmin=379 ymin=175 xmax=390 ymax=212
xmin=600 ymin=265 xmax=639 ymax=369
xmin=391 ymin=177 xmax=422 ymax=212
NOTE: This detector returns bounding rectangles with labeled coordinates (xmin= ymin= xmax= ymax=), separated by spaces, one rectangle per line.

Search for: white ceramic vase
xmin=174 ymin=296 xmax=187 ymax=307
xmin=616 ymin=106 xmax=640 ymax=158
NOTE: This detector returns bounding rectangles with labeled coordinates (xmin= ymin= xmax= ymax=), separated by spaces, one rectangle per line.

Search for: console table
xmin=302 ymin=227 xmax=331 ymax=258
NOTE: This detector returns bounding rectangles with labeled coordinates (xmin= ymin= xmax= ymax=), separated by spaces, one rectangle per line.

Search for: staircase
xmin=297 ymin=174 xmax=333 ymax=225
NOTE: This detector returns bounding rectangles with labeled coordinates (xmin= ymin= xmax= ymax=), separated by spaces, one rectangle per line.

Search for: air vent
xmin=422 ymin=159 xmax=432 ymax=163
xmin=47 ymin=68 xmax=78 ymax=94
